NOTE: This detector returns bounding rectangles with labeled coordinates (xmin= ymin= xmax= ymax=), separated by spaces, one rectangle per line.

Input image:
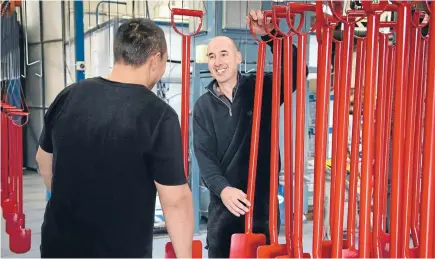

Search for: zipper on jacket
xmin=207 ymin=89 xmax=233 ymax=117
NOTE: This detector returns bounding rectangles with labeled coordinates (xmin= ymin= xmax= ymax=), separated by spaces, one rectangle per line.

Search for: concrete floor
xmin=1 ymin=172 xmax=315 ymax=258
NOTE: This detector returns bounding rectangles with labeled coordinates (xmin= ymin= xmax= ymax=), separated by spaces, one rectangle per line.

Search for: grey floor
xmin=1 ymin=172 xmax=315 ymax=258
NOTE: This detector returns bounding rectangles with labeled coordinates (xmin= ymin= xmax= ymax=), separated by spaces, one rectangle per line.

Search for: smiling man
xmin=192 ymin=9 xmax=300 ymax=258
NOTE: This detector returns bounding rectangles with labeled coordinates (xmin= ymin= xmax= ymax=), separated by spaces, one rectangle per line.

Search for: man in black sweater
xmin=192 ymin=9 xmax=299 ymax=258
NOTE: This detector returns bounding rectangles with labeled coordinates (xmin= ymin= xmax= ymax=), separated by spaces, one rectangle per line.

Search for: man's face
xmin=207 ymin=37 xmax=242 ymax=84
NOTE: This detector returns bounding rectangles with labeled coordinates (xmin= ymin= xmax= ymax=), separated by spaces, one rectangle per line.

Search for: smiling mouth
xmin=215 ymin=68 xmax=227 ymax=75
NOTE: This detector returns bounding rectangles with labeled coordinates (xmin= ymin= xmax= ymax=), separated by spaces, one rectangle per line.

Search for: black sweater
xmin=192 ymin=33 xmax=300 ymax=211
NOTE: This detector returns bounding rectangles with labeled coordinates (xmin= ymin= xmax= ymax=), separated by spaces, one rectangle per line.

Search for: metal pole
xmin=74 ymin=0 xmax=85 ymax=82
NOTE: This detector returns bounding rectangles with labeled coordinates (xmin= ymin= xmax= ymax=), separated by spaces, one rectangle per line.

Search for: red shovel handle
xmin=248 ymin=10 xmax=274 ymax=44
xmin=170 ymin=8 xmax=204 ymax=37
xmin=262 ymin=10 xmax=281 ymax=40
xmin=171 ymin=8 xmax=203 ymax=18
xmin=245 ymin=41 xmax=267 ymax=233
xmin=270 ymin=5 xmax=295 ymax=37
xmin=286 ymin=3 xmax=316 ymax=36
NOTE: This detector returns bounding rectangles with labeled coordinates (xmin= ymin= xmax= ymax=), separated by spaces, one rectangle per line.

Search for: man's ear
xmin=236 ymin=51 xmax=242 ymax=65
xmin=150 ymin=52 xmax=161 ymax=70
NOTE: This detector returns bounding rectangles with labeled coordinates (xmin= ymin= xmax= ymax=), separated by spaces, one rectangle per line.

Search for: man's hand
xmin=245 ymin=9 xmax=274 ymax=36
xmin=220 ymin=186 xmax=251 ymax=217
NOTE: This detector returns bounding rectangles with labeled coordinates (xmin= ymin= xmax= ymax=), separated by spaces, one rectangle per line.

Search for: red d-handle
xmin=170 ymin=8 xmax=204 ymax=37
xmin=263 ymin=10 xmax=282 ymax=39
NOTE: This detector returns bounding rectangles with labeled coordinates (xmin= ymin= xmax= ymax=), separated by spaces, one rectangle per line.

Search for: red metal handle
xmin=411 ymin=38 xmax=427 ymax=250
xmin=331 ymin=21 xmax=355 ymax=258
xmin=400 ymin=11 xmax=423 ymax=257
xmin=329 ymin=40 xmax=342 ymax=236
xmin=347 ymin=38 xmax=366 ymax=251
xmin=282 ymin=35 xmax=294 ymax=255
xmin=245 ymin=42 xmax=267 ymax=233
xmin=381 ymin=45 xmax=395 ymax=238
xmin=359 ymin=7 xmax=381 ymax=258
xmin=287 ymin=3 xmax=316 ymax=13
xmin=419 ymin=2 xmax=435 ymax=257
xmin=268 ymin=38 xmax=282 ymax=245
xmin=286 ymin=3 xmax=316 ymax=36
xmin=248 ymin=10 xmax=274 ymax=43
xmin=171 ymin=8 xmax=203 ymax=18
xmin=271 ymin=5 xmax=297 ymax=36
xmin=312 ymin=17 xmax=334 ymax=259
xmin=389 ymin=4 xmax=412 ymax=257
xmin=262 ymin=10 xmax=281 ymax=40
xmin=372 ymin=32 xmax=389 ymax=258
xmin=170 ymin=8 xmax=204 ymax=37
xmin=293 ymin=33 xmax=307 ymax=259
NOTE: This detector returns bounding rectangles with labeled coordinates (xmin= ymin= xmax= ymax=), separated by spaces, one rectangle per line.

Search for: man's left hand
xmin=245 ymin=9 xmax=274 ymax=36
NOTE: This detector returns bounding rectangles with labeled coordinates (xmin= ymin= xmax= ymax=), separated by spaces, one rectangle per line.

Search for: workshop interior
xmin=1 ymin=0 xmax=435 ymax=257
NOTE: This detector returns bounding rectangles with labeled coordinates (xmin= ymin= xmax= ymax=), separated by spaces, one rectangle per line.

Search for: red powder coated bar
xmin=372 ymin=32 xmax=389 ymax=258
xmin=269 ymin=37 xmax=282 ymax=246
xmin=283 ymin=33 xmax=294 ymax=256
xmin=166 ymin=7 xmax=205 ymax=258
xmin=331 ymin=21 xmax=355 ymax=258
xmin=330 ymin=39 xmax=342 ymax=235
xmin=169 ymin=7 xmax=205 ymax=178
xmin=294 ymin=33 xmax=307 ymax=259
xmin=313 ymin=3 xmax=334 ymax=257
xmin=419 ymin=1 xmax=435 ymax=257
xmin=390 ymin=3 xmax=411 ymax=257
xmin=359 ymin=2 xmax=381 ymax=257
xmin=382 ymin=45 xmax=396 ymax=238
xmin=348 ymin=38 xmax=365 ymax=251
xmin=246 ymin=41 xmax=267 ymax=234
xmin=412 ymin=37 xmax=428 ymax=248
xmin=401 ymin=11 xmax=423 ymax=258
xmin=181 ymin=36 xmax=190 ymax=177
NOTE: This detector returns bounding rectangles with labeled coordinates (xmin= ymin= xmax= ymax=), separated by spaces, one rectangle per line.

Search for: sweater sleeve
xmin=192 ymin=104 xmax=231 ymax=197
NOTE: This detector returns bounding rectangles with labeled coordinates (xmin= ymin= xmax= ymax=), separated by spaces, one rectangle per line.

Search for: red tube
xmin=390 ymin=4 xmax=411 ymax=257
xmin=419 ymin=1 xmax=435 ymax=257
xmin=245 ymin=42 xmax=267 ymax=233
xmin=372 ymin=32 xmax=389 ymax=258
xmin=412 ymin=38 xmax=427 ymax=248
xmin=381 ymin=45 xmax=396 ymax=236
xmin=331 ymin=22 xmax=354 ymax=258
xmin=359 ymin=9 xmax=380 ymax=258
xmin=171 ymin=8 xmax=203 ymax=18
xmin=269 ymin=37 xmax=282 ymax=245
xmin=181 ymin=35 xmax=190 ymax=178
xmin=283 ymin=34 xmax=294 ymax=256
xmin=312 ymin=22 xmax=333 ymax=259
xmin=347 ymin=38 xmax=365 ymax=251
xmin=411 ymin=27 xmax=426 ymax=252
xmin=330 ymin=40 xmax=342 ymax=235
xmin=294 ymin=33 xmax=306 ymax=259
xmin=401 ymin=12 xmax=422 ymax=257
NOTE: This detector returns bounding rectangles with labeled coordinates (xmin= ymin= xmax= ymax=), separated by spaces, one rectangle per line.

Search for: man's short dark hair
xmin=114 ymin=18 xmax=167 ymax=67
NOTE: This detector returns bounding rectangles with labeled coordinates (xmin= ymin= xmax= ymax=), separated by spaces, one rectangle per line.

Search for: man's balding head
xmin=206 ymin=36 xmax=242 ymax=85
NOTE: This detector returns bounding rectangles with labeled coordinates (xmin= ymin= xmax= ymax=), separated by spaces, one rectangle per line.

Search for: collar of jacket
xmin=205 ymin=72 xmax=249 ymax=94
